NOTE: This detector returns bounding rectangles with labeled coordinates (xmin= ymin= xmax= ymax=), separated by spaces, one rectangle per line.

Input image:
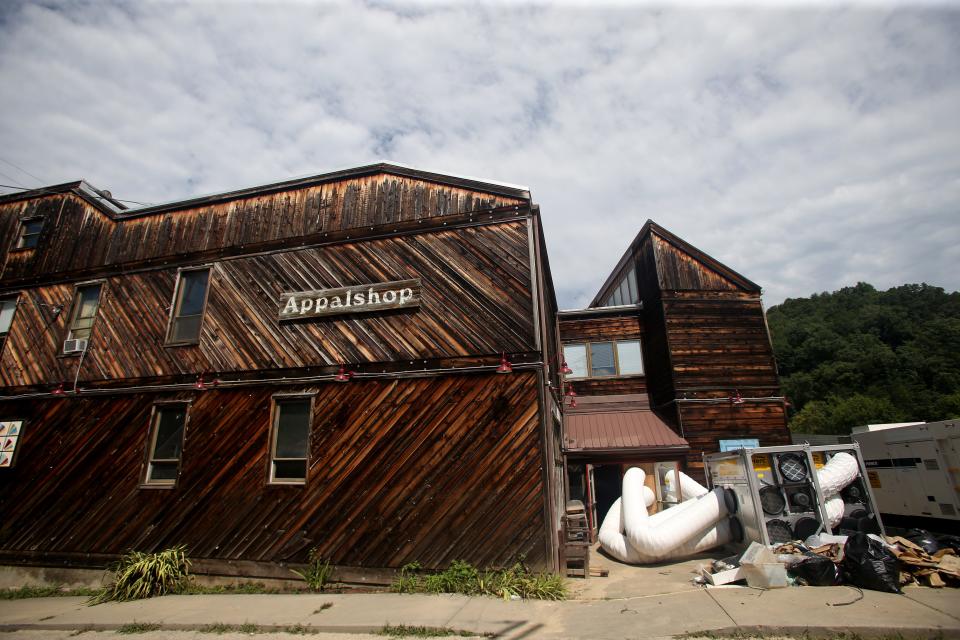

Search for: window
xmin=563 ymin=339 xmax=644 ymax=378
xmin=564 ymin=344 xmax=587 ymax=378
xmin=167 ymin=268 xmax=210 ymax=345
xmin=590 ymin=342 xmax=616 ymax=377
xmin=144 ymin=404 xmax=188 ymax=485
xmin=269 ymin=398 xmax=312 ymax=483
xmin=16 ymin=218 xmax=42 ymax=249
xmin=602 ymin=268 xmax=639 ymax=307
xmin=0 ymin=297 xmax=18 ymax=355
xmin=66 ymin=284 xmax=103 ymax=341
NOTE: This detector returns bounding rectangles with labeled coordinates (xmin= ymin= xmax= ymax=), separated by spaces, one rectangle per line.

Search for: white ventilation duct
xmin=816 ymin=452 xmax=858 ymax=496
xmin=599 ymin=468 xmax=733 ymax=564
xmin=824 ymin=495 xmax=845 ymax=528
xmin=663 ymin=469 xmax=709 ymax=502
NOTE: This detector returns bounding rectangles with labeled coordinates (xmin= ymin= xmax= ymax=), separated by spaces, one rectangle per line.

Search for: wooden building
xmin=0 ymin=164 xmax=788 ymax=578
xmin=0 ymin=164 xmax=564 ymax=580
xmin=559 ymin=221 xmax=790 ymax=536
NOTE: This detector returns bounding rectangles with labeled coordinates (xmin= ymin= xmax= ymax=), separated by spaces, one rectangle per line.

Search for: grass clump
xmin=89 ymin=545 xmax=191 ymax=604
xmin=292 ymin=548 xmax=336 ymax=592
xmin=182 ymin=581 xmax=282 ymax=595
xmin=379 ymin=625 xmax=487 ymax=638
xmin=390 ymin=560 xmax=566 ymax=601
xmin=0 ymin=585 xmax=100 ymax=599
xmin=117 ymin=622 xmax=162 ymax=634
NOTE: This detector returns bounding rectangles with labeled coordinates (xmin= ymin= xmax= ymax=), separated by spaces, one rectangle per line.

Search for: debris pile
xmin=698 ymin=529 xmax=960 ymax=591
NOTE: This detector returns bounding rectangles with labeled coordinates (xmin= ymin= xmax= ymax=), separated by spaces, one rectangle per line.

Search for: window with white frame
xmin=66 ymin=283 xmax=103 ymax=342
xmin=563 ymin=340 xmax=644 ymax=378
xmin=15 ymin=218 xmax=43 ymax=249
xmin=144 ymin=404 xmax=188 ymax=486
xmin=269 ymin=397 xmax=312 ymax=483
xmin=166 ymin=268 xmax=210 ymax=345
xmin=0 ymin=296 xmax=18 ymax=355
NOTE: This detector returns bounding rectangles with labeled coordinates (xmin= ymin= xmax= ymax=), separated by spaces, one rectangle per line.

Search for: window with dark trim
xmin=563 ymin=339 xmax=644 ymax=378
xmin=0 ymin=296 xmax=18 ymax=355
xmin=269 ymin=397 xmax=312 ymax=484
xmin=66 ymin=283 xmax=103 ymax=342
xmin=602 ymin=268 xmax=639 ymax=307
xmin=166 ymin=268 xmax=210 ymax=345
xmin=143 ymin=404 xmax=188 ymax=486
xmin=16 ymin=218 xmax=43 ymax=249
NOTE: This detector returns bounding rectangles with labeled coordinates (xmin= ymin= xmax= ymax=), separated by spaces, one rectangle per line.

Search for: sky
xmin=0 ymin=1 xmax=957 ymax=309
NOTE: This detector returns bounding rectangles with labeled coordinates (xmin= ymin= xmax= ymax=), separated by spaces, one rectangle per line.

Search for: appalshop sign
xmin=279 ymin=279 xmax=421 ymax=320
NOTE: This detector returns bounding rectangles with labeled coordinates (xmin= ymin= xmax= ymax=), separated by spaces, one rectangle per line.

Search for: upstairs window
xmin=269 ymin=397 xmax=312 ymax=484
xmin=563 ymin=339 xmax=644 ymax=379
xmin=144 ymin=404 xmax=188 ymax=486
xmin=602 ymin=268 xmax=639 ymax=307
xmin=66 ymin=284 xmax=103 ymax=342
xmin=0 ymin=297 xmax=18 ymax=355
xmin=16 ymin=218 xmax=43 ymax=249
xmin=167 ymin=268 xmax=210 ymax=345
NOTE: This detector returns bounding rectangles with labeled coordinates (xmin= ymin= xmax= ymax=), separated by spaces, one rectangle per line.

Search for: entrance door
xmin=591 ymin=464 xmax=622 ymax=532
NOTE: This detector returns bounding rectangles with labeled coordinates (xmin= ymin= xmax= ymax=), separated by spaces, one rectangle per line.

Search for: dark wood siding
xmin=653 ymin=235 xmax=741 ymax=291
xmin=0 ymin=372 xmax=547 ymax=570
xmin=1 ymin=221 xmax=534 ymax=388
xmin=559 ymin=315 xmax=642 ymax=343
xmin=1 ymin=173 xmax=525 ymax=285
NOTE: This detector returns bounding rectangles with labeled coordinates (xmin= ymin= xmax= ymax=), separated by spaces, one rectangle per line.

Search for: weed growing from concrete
xmin=391 ymin=560 xmax=567 ymax=601
xmin=238 ymin=622 xmax=259 ymax=633
xmin=182 ymin=582 xmax=284 ymax=595
xmin=282 ymin=623 xmax=318 ymax=634
xmin=198 ymin=622 xmax=237 ymax=634
xmin=0 ymin=585 xmax=100 ymax=599
xmin=378 ymin=625 xmax=489 ymax=638
xmin=292 ymin=548 xmax=336 ymax=592
xmin=116 ymin=622 xmax=162 ymax=634
xmin=312 ymin=602 xmax=334 ymax=613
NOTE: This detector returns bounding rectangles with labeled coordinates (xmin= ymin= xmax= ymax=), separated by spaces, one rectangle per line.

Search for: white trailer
xmin=851 ymin=419 xmax=960 ymax=533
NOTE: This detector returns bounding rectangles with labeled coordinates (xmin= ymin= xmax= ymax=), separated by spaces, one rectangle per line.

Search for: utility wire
xmin=0 ymin=171 xmax=30 ymax=191
xmin=0 ymin=157 xmax=45 ymax=185
xmin=0 ymin=183 xmax=153 ymax=207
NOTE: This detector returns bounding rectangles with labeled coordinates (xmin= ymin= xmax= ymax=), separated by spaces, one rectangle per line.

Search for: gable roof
xmin=590 ymin=219 xmax=761 ymax=306
xmin=0 ymin=162 xmax=531 ymax=220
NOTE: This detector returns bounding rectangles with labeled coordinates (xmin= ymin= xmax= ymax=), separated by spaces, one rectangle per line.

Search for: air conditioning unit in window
xmin=62 ymin=338 xmax=88 ymax=354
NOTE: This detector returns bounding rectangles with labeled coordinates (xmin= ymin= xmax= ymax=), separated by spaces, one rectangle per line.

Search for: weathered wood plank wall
xmin=1 ymin=221 xmax=534 ymax=389
xmin=0 ymin=372 xmax=547 ymax=570
xmin=1 ymin=174 xmax=525 ymax=285
xmin=559 ymin=314 xmax=647 ymax=398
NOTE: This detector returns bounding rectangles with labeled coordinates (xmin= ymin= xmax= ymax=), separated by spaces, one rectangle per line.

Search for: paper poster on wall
xmin=0 ymin=421 xmax=23 ymax=467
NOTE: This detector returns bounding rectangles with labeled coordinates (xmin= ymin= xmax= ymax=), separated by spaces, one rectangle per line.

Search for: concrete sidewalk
xmin=0 ymin=585 xmax=958 ymax=639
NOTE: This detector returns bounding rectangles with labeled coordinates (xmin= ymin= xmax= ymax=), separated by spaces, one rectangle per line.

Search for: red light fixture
xmin=559 ymin=360 xmax=573 ymax=376
xmin=194 ymin=374 xmax=220 ymax=391
xmin=496 ymin=353 xmax=513 ymax=374
xmin=334 ymin=365 xmax=354 ymax=382
xmin=51 ymin=382 xmax=66 ymax=397
xmin=565 ymin=387 xmax=577 ymax=408
xmin=730 ymin=390 xmax=745 ymax=405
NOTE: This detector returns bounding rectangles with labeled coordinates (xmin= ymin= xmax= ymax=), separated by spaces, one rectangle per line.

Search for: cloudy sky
xmin=0 ymin=1 xmax=957 ymax=308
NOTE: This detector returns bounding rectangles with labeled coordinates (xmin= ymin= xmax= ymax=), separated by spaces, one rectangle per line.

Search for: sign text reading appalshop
xmin=279 ymin=279 xmax=421 ymax=320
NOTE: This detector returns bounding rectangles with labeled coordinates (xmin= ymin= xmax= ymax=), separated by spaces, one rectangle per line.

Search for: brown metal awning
xmin=563 ymin=397 xmax=689 ymax=454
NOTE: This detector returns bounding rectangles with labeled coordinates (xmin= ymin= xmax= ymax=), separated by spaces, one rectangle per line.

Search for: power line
xmin=0 ymin=170 xmax=30 ymax=190
xmin=0 ymin=183 xmax=153 ymax=207
xmin=0 ymin=157 xmax=45 ymax=186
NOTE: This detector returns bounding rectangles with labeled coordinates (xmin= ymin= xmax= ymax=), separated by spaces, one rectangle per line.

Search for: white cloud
xmin=0 ymin=1 xmax=957 ymax=308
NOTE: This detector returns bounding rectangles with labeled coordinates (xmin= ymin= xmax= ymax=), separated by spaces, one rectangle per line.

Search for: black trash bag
xmin=842 ymin=533 xmax=902 ymax=594
xmin=935 ymin=534 xmax=960 ymax=554
xmin=789 ymin=553 xmax=840 ymax=586
xmin=904 ymin=529 xmax=941 ymax=555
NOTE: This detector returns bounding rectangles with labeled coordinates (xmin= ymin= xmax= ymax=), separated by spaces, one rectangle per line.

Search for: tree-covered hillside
xmin=766 ymin=283 xmax=960 ymax=435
